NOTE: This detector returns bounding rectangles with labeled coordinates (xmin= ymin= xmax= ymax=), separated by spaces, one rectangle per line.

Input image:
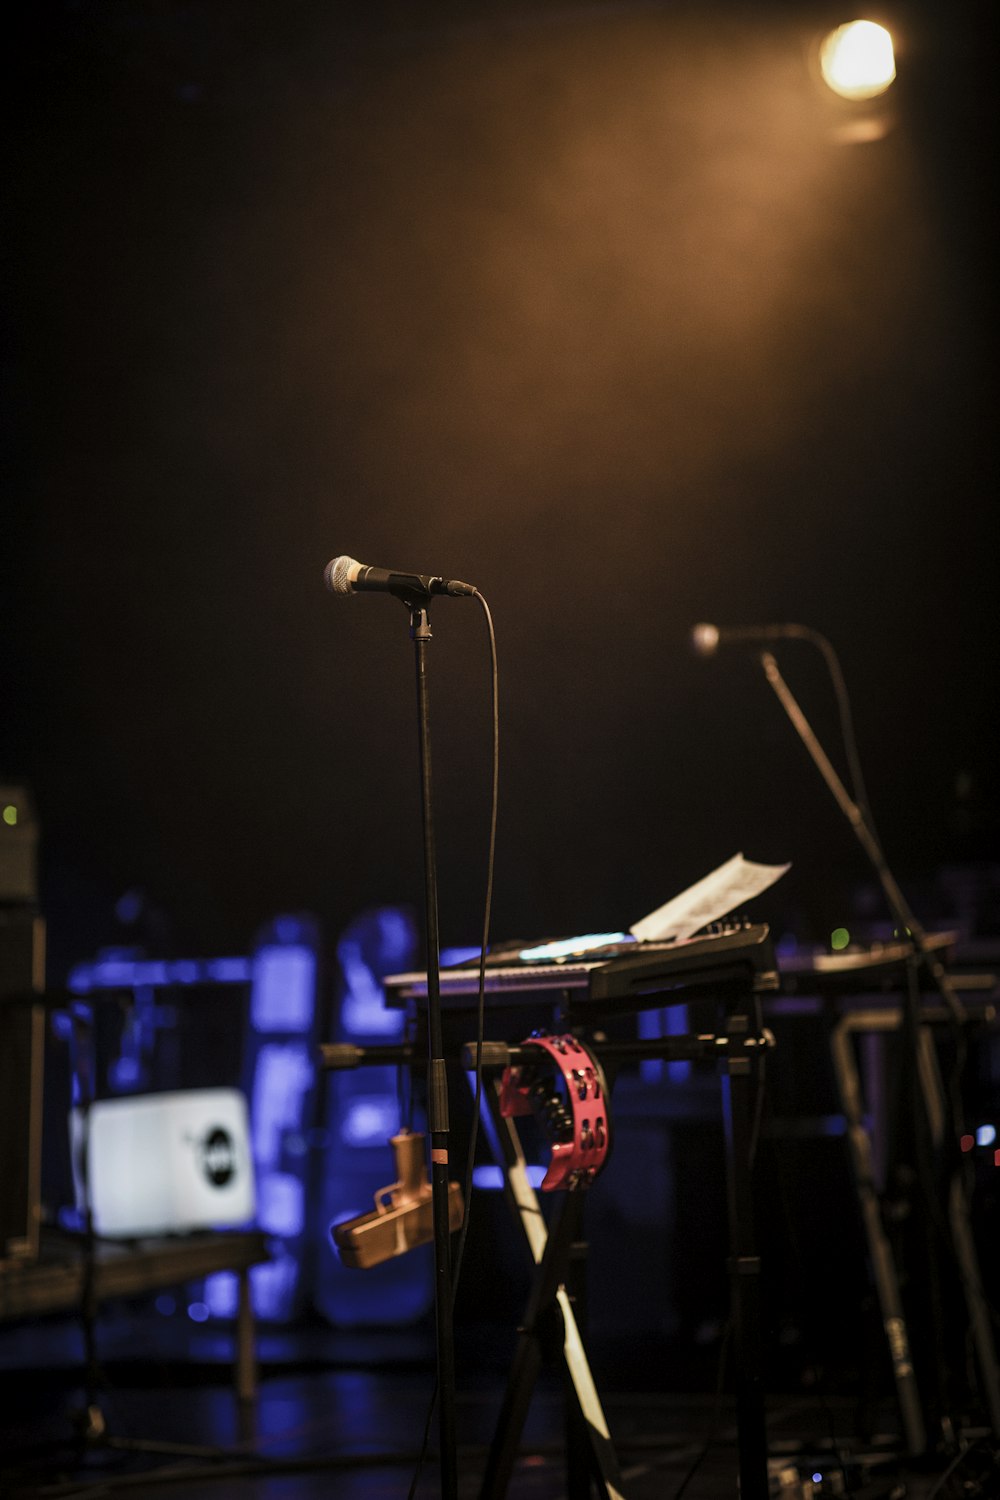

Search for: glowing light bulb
xmin=820 ymin=21 xmax=896 ymax=101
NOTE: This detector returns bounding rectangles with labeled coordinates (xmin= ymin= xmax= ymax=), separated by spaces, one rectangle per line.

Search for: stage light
xmin=339 ymin=925 xmax=409 ymax=1037
xmin=250 ymin=1251 xmax=301 ymax=1320
xmin=820 ymin=21 xmax=896 ymax=101
xmin=251 ymin=939 xmax=316 ymax=1032
xmin=976 ymin=1125 xmax=996 ymax=1148
xmin=257 ymin=1171 xmax=305 ymax=1237
xmin=202 ymin=1273 xmax=239 ymax=1319
xmin=250 ymin=1042 xmax=313 ymax=1163
xmin=472 ymin=1164 xmax=548 ymax=1191
xmin=342 ymin=1095 xmax=399 ymax=1147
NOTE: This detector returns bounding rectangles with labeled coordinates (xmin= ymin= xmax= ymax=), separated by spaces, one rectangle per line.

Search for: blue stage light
xmin=250 ymin=1248 xmax=301 ymax=1321
xmin=251 ymin=943 xmax=317 ymax=1033
xmin=206 ymin=958 xmax=253 ymax=983
xmin=202 ymin=1272 xmax=239 ymax=1319
xmin=108 ymin=1055 xmax=142 ymax=1090
xmin=257 ymin=1171 xmax=305 ymax=1238
xmin=441 ymin=945 xmax=481 ymax=967
xmin=249 ymin=1042 xmax=313 ymax=1167
xmin=473 ymin=1164 xmax=547 ymax=1190
xmin=638 ymin=1003 xmax=692 ymax=1084
xmin=342 ymin=1096 xmax=399 ymax=1148
xmin=339 ymin=935 xmax=406 ymax=1037
xmin=341 ymin=989 xmax=405 ymax=1038
xmin=67 ymin=953 xmax=252 ymax=993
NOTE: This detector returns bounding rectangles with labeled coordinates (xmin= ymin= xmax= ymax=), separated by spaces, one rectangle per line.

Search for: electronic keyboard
xmin=383 ymin=922 xmax=778 ymax=1013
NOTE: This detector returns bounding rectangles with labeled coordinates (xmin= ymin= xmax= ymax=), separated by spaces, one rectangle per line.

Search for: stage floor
xmin=1 ymin=1314 xmax=994 ymax=1499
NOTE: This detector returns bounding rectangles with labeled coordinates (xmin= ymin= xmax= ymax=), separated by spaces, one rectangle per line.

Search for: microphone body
xmin=692 ymin=622 xmax=801 ymax=656
xmin=324 ymin=555 xmax=476 ymax=600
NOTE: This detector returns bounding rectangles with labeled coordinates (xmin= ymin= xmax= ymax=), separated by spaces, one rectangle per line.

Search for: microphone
xmin=692 ymin=622 xmax=803 ymax=656
xmin=324 ymin=554 xmax=476 ymax=601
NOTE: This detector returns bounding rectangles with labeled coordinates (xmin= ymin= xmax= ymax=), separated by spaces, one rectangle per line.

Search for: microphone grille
xmin=691 ymin=623 xmax=720 ymax=656
xmin=324 ymin=555 xmax=358 ymax=595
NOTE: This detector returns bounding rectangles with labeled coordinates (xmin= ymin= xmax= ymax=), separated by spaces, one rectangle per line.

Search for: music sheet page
xmin=629 ymin=853 xmax=790 ymax=943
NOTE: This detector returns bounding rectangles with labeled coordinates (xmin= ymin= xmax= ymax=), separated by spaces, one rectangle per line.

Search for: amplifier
xmin=71 ymin=1088 xmax=256 ymax=1238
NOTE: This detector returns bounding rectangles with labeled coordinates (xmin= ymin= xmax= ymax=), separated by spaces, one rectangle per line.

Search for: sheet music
xmin=629 ymin=853 xmax=790 ymax=943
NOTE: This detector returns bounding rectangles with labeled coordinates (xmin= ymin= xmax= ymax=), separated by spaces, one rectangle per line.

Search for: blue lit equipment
xmin=314 ymin=906 xmax=436 ymax=1328
xmin=63 ymin=923 xmax=321 ymax=1326
xmin=241 ymin=915 xmax=322 ymax=1322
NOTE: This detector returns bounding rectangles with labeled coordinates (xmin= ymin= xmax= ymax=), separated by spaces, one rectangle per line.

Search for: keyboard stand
xmin=469 ymin=1008 xmax=775 ymax=1500
xmin=472 ymin=1071 xmax=627 ymax=1500
xmin=720 ymin=1006 xmax=770 ymax=1500
xmin=830 ymin=1002 xmax=1000 ymax=1452
xmin=382 ymin=928 xmax=779 ymax=1498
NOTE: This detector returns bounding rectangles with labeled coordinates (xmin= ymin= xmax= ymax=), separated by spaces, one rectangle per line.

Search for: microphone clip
xmin=385 ymin=572 xmax=444 ymax=609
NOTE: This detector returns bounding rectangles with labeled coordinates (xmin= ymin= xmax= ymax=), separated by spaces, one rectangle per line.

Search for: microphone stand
xmin=757 ymin=650 xmax=964 ymax=1023
xmin=408 ymin=598 xmax=459 ymax=1500
xmin=758 ymin=650 xmax=1000 ymax=1447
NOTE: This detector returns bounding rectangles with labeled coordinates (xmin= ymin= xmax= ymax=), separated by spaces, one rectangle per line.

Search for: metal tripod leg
xmin=475 ymin=1077 xmax=627 ymax=1500
xmin=830 ymin=1013 xmax=927 ymax=1454
xmin=720 ymin=1010 xmax=770 ymax=1500
xmin=916 ymin=1028 xmax=1000 ymax=1438
xmin=833 ymin=1007 xmax=1000 ymax=1449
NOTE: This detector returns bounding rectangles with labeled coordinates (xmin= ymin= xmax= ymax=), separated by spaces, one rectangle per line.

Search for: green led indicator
xmin=831 ymin=927 xmax=850 ymax=951
xmin=2 ymin=805 xmax=17 ymax=827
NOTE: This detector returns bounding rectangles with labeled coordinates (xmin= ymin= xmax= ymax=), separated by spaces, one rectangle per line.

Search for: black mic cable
xmin=406 ymin=587 xmax=499 ymax=1500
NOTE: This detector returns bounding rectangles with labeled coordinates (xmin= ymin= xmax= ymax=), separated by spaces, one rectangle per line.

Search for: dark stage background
xmin=5 ymin=0 xmax=997 ymax=976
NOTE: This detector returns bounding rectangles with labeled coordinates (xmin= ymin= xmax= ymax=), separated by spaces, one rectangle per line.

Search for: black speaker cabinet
xmin=0 ymin=909 xmax=46 ymax=1264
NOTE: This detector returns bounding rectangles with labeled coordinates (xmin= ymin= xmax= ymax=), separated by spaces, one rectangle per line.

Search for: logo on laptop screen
xmin=200 ymin=1126 xmax=238 ymax=1187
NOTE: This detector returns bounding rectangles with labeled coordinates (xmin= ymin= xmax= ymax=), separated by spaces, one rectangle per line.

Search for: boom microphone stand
xmin=757 ymin=647 xmax=1000 ymax=1445
xmin=758 ymin=649 xmax=964 ymax=1021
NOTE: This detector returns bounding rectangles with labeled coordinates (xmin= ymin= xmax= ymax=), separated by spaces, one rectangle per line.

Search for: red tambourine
xmin=499 ymin=1031 xmax=611 ymax=1190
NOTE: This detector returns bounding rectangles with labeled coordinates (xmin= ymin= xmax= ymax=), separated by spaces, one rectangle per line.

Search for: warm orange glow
xmin=820 ymin=21 xmax=896 ymax=100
